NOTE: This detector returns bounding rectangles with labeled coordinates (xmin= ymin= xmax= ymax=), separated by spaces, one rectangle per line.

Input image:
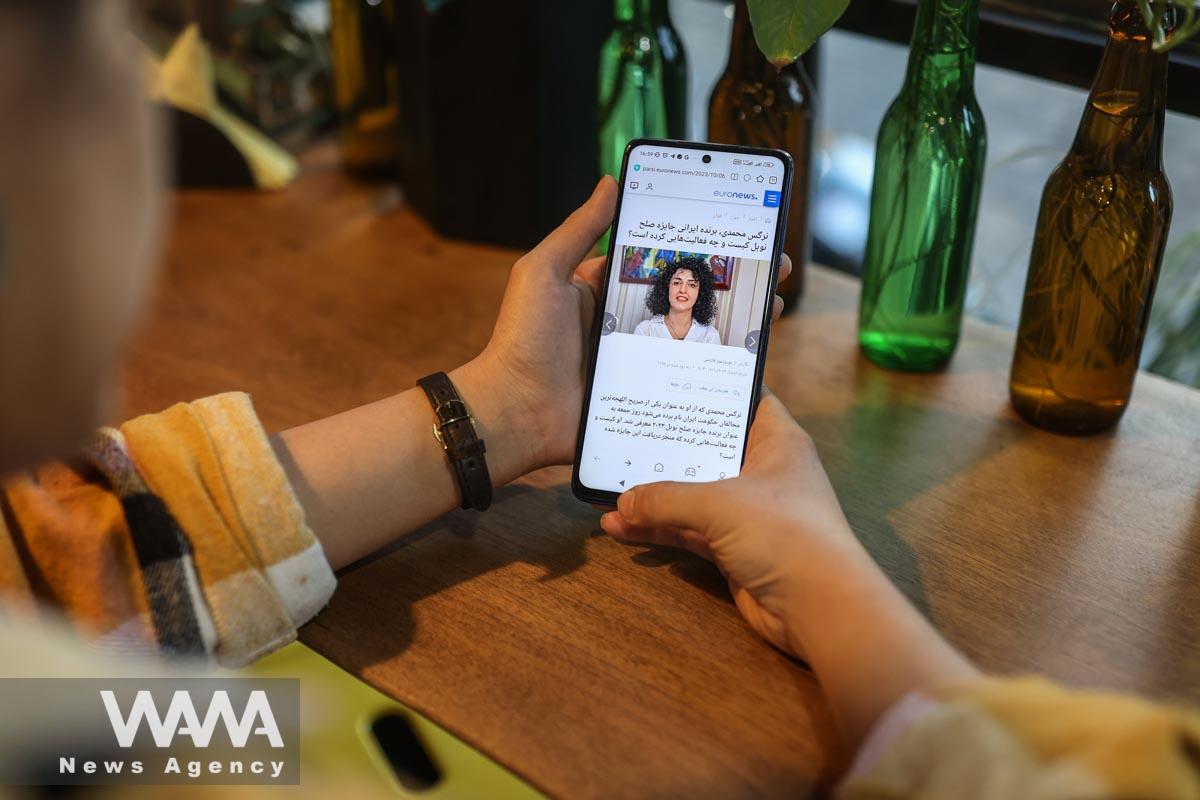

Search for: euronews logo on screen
xmin=711 ymin=188 xmax=781 ymax=207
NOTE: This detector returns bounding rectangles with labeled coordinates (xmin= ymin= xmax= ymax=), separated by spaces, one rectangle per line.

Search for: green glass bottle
xmin=597 ymin=0 xmax=668 ymax=183
xmin=651 ymin=0 xmax=688 ymax=140
xmin=858 ymin=0 xmax=987 ymax=371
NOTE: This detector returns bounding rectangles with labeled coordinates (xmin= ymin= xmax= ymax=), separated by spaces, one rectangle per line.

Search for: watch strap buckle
xmin=417 ymin=372 xmax=493 ymax=511
xmin=432 ymin=398 xmax=473 ymax=449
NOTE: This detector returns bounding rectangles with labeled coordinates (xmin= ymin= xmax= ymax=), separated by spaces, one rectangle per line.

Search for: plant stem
xmin=1148 ymin=0 xmax=1200 ymax=52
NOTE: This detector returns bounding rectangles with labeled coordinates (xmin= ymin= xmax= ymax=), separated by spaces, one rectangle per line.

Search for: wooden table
xmin=123 ymin=146 xmax=1200 ymax=798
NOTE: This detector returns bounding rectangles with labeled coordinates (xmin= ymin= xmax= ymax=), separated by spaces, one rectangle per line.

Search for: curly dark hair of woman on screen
xmin=634 ymin=256 xmax=723 ymax=344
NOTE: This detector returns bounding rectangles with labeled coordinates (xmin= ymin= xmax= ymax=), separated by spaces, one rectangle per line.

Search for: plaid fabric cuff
xmin=117 ymin=392 xmax=336 ymax=666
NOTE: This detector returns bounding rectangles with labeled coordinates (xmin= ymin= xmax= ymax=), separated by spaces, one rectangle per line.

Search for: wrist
xmin=779 ymin=532 xmax=885 ymax=657
xmin=448 ymin=356 xmax=544 ymax=484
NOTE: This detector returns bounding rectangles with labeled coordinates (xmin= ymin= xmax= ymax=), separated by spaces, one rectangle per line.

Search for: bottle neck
xmin=614 ymin=0 xmax=653 ymax=24
xmin=1071 ymin=27 xmax=1168 ymax=170
xmin=724 ymin=1 xmax=782 ymax=80
xmin=650 ymin=0 xmax=671 ymax=27
xmin=903 ymin=0 xmax=981 ymax=92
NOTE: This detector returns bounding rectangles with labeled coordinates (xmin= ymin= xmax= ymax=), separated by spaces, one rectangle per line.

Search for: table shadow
xmin=794 ymin=384 xmax=1032 ymax=620
xmin=302 ymin=480 xmax=596 ymax=671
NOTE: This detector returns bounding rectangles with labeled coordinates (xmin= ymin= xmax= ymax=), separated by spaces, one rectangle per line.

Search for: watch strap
xmin=417 ymin=372 xmax=493 ymax=511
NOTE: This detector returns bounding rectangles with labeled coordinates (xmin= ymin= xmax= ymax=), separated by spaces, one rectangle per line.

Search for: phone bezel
xmin=570 ymin=138 xmax=795 ymax=506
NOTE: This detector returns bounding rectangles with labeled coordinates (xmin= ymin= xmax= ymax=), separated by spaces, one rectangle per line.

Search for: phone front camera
xmin=702 ymin=154 xmax=712 ymax=164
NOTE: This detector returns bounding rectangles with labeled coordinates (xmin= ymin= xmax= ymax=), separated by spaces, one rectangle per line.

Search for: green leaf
xmin=747 ymin=0 xmax=852 ymax=66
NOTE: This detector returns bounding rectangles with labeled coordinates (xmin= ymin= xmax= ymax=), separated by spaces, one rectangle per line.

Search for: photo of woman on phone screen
xmin=633 ymin=256 xmax=723 ymax=344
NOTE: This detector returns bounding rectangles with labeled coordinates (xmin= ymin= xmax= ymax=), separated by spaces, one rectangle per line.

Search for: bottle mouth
xmin=1109 ymin=1 xmax=1177 ymax=41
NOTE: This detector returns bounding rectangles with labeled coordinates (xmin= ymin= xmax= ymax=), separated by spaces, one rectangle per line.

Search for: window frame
xmin=834 ymin=0 xmax=1200 ymax=116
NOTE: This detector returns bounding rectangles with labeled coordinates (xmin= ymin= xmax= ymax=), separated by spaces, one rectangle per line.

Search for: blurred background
xmin=135 ymin=0 xmax=1200 ymax=387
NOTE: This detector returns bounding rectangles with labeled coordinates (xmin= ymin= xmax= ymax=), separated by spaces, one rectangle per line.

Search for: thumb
xmin=617 ymin=479 xmax=720 ymax=535
xmin=525 ymin=176 xmax=617 ymax=278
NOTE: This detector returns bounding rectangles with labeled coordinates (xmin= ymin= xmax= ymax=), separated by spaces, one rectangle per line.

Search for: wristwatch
xmin=417 ymin=372 xmax=493 ymax=511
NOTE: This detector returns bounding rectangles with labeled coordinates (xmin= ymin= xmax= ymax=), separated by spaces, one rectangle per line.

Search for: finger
xmin=600 ymin=513 xmax=715 ymax=561
xmin=574 ymin=255 xmax=607 ymax=296
xmin=600 ymin=512 xmax=682 ymax=546
xmin=771 ymin=295 xmax=783 ymax=321
xmin=748 ymin=391 xmax=806 ymax=449
xmin=524 ymin=177 xmax=617 ymax=280
xmin=674 ymin=528 xmax=716 ymax=560
xmin=779 ymin=253 xmax=792 ymax=283
xmin=615 ymin=479 xmax=720 ymax=535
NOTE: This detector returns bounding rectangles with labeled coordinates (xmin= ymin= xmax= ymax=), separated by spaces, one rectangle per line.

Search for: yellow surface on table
xmin=235 ymin=643 xmax=541 ymax=799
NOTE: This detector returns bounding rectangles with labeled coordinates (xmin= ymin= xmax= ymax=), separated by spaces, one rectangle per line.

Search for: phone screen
xmin=575 ymin=141 xmax=791 ymax=499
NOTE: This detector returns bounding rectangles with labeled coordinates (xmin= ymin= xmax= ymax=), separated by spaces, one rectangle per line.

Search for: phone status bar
xmin=634 ymin=146 xmax=781 ymax=172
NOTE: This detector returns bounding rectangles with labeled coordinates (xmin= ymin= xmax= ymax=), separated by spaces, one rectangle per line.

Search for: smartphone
xmin=572 ymin=139 xmax=793 ymax=505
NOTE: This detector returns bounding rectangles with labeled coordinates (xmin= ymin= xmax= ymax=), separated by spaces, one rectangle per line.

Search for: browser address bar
xmin=639 ymin=165 xmax=729 ymax=179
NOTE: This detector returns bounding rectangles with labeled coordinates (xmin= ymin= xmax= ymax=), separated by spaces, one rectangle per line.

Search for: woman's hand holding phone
xmin=469 ymin=176 xmax=791 ymax=475
xmin=599 ymin=393 xmax=859 ymax=660
xmin=600 ymin=395 xmax=980 ymax=749
xmin=463 ymin=176 xmax=618 ymax=473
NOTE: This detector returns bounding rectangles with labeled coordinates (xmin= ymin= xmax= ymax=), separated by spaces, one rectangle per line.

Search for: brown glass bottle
xmin=1009 ymin=2 xmax=1173 ymax=435
xmin=708 ymin=0 xmax=816 ymax=307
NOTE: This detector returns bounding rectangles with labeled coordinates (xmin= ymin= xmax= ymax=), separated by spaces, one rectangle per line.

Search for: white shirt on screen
xmin=633 ymin=315 xmax=723 ymax=345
